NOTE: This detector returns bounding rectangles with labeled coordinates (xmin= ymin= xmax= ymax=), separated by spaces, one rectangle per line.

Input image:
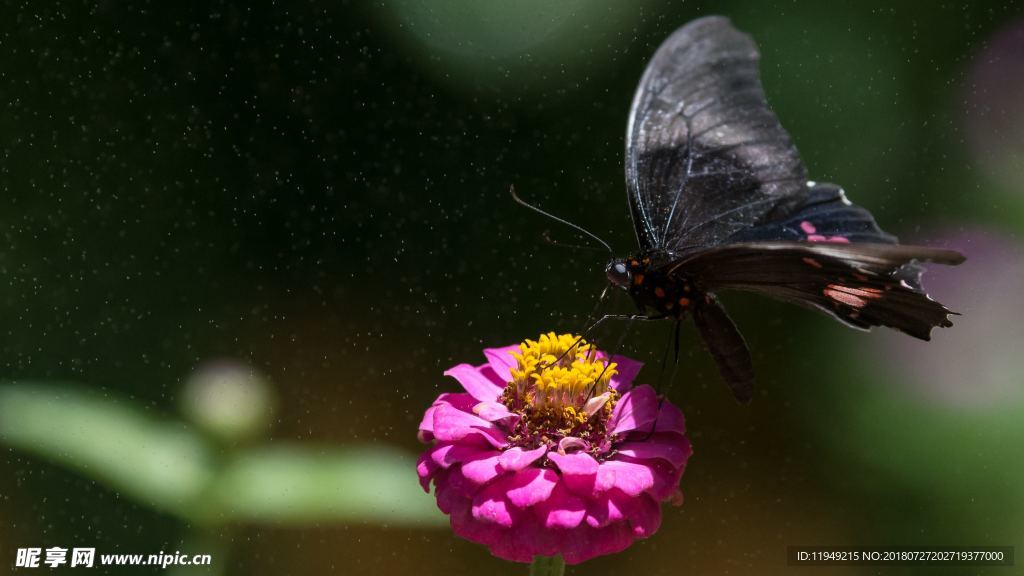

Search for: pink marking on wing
xmin=824 ymin=284 xmax=885 ymax=308
xmin=801 ymin=257 xmax=823 ymax=269
xmin=849 ymin=287 xmax=883 ymax=298
xmin=807 ymin=234 xmax=850 ymax=244
xmin=824 ymin=285 xmax=867 ymax=308
xmin=800 ymin=220 xmax=817 ymax=234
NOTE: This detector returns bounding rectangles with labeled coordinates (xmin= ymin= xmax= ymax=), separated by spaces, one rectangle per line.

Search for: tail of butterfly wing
xmin=693 ymin=296 xmax=755 ymax=404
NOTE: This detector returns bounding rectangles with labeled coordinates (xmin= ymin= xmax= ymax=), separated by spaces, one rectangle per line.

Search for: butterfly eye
xmin=606 ymin=261 xmax=632 ymax=288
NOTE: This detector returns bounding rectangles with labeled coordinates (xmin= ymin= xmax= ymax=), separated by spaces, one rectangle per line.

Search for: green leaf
xmin=0 ymin=383 xmax=447 ymax=528
xmin=0 ymin=383 xmax=214 ymax=518
xmin=210 ymin=444 xmax=446 ymax=526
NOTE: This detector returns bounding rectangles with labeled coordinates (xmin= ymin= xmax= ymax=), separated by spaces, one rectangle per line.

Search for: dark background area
xmin=2 ymin=1 xmax=1023 ymax=574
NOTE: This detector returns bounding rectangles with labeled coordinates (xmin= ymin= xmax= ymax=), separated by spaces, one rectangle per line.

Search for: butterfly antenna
xmin=541 ymin=231 xmax=608 ymax=252
xmin=510 ymin=185 xmax=613 ymax=254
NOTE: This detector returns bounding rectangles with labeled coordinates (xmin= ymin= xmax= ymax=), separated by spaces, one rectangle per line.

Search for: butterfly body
xmin=606 ymin=16 xmax=964 ymax=403
xmin=608 ymin=253 xmax=702 ymax=318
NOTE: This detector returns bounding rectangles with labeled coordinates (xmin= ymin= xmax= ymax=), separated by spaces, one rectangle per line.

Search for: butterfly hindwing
xmin=725 ymin=181 xmax=937 ymax=290
xmin=673 ymin=242 xmax=964 ymax=340
xmin=727 ymin=182 xmax=897 ymax=245
xmin=692 ymin=295 xmax=755 ymax=404
xmin=625 ymin=16 xmax=809 ymax=254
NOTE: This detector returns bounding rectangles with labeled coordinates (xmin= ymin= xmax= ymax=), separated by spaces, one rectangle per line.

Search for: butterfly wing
xmin=726 ymin=182 xmax=896 ymax=245
xmin=692 ymin=295 xmax=755 ymax=404
xmin=625 ymin=16 xmax=808 ymax=253
xmin=674 ymin=242 xmax=965 ymax=340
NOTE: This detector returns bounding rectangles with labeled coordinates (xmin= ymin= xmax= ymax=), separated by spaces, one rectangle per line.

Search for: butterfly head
xmin=605 ymin=258 xmax=632 ymax=289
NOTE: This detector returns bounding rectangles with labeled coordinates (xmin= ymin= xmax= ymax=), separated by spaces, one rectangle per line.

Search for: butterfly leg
xmin=654 ymin=319 xmax=684 ymax=391
xmin=584 ymin=315 xmax=640 ymax=399
xmin=668 ymin=318 xmax=683 ymax=388
xmin=639 ymin=322 xmax=684 ymax=442
xmin=581 ymin=284 xmax=612 ymax=330
xmin=550 ymin=311 xmax=668 ymax=367
xmin=654 ymin=322 xmax=674 ymax=389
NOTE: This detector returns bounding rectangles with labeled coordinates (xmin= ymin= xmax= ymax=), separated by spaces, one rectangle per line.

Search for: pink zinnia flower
xmin=417 ymin=333 xmax=693 ymax=564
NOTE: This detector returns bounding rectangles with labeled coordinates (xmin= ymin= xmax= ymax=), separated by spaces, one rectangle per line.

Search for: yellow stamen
xmin=507 ymin=332 xmax=618 ymax=411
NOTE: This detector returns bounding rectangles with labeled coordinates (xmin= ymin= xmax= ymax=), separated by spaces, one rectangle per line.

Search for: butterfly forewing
xmin=625 ymin=16 xmax=808 ymax=253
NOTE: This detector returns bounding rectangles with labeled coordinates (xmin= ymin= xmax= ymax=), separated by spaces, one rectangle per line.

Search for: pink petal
xmin=608 ymin=385 xmax=659 ymax=436
xmin=548 ymin=451 xmax=599 ymax=475
xmin=470 ymin=467 xmax=558 ymax=527
xmin=613 ymin=454 xmax=685 ymax=501
xmin=533 ymin=481 xmax=586 ymax=529
xmin=653 ymin=399 xmax=686 ymax=435
xmin=619 ymin=493 xmax=662 ymax=537
xmin=497 ymin=445 xmax=548 ymax=472
xmin=444 ymin=363 xmax=504 ymax=402
xmin=548 ymin=451 xmax=598 ymax=496
xmin=471 ymin=484 xmax=518 ymax=527
xmin=425 ymin=443 xmax=455 ymax=468
xmin=597 ymin=459 xmax=656 ymax=497
xmin=472 ymin=401 xmax=519 ymax=426
xmin=435 ymin=469 xmax=474 ymax=513
xmin=416 ymin=451 xmax=440 ymax=492
xmin=460 ymin=452 xmax=505 ymax=486
xmin=441 ymin=466 xmax=481 ymax=499
xmin=609 ymin=354 xmax=643 ymax=392
xmin=487 ymin=513 xmax=558 ymax=563
xmin=585 ymin=492 xmax=626 ymax=528
xmin=417 ymin=404 xmax=437 ymax=443
xmin=448 ymin=492 xmax=503 ymax=547
xmin=595 ymin=465 xmax=617 ymax=492
xmin=483 ymin=345 xmax=519 ymax=383
xmin=431 ymin=403 xmax=508 ymax=448
xmin=560 ymin=522 xmax=634 ymax=565
xmin=477 ymin=365 xmax=509 ymax=389
xmin=504 ymin=467 xmax=559 ymax=508
xmin=486 ymin=537 xmax=535 ymax=564
xmin=429 ymin=443 xmax=496 ymax=469
xmin=582 ymin=392 xmax=612 ymax=419
xmin=615 ymin=434 xmax=692 ymax=468
xmin=419 ymin=392 xmax=480 ymax=443
xmin=430 ymin=392 xmax=479 ymax=412
xmin=558 ymin=436 xmax=589 ymax=453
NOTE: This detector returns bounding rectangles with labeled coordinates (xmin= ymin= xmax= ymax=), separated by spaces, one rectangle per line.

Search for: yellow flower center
xmin=507 ymin=332 xmax=618 ymax=411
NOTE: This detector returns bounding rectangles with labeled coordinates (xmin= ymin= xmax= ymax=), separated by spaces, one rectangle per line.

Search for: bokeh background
xmin=2 ymin=0 xmax=1023 ymax=574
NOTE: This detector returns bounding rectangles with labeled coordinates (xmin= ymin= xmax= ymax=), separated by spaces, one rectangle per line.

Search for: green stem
xmin=529 ymin=555 xmax=565 ymax=576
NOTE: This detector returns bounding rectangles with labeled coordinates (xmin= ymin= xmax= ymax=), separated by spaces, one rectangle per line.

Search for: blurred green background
xmin=2 ymin=0 xmax=1023 ymax=574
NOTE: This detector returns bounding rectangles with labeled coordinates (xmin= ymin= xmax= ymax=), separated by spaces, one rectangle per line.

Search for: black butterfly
xmin=590 ymin=16 xmax=964 ymax=404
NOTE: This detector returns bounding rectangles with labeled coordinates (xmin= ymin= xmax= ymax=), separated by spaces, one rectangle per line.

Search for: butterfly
xmin=593 ymin=16 xmax=964 ymax=404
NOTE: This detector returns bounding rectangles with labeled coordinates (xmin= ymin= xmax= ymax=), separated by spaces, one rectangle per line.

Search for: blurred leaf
xmin=370 ymin=0 xmax=658 ymax=95
xmin=0 ymin=383 xmax=446 ymax=528
xmin=210 ymin=444 xmax=446 ymax=527
xmin=0 ymin=383 xmax=214 ymax=518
